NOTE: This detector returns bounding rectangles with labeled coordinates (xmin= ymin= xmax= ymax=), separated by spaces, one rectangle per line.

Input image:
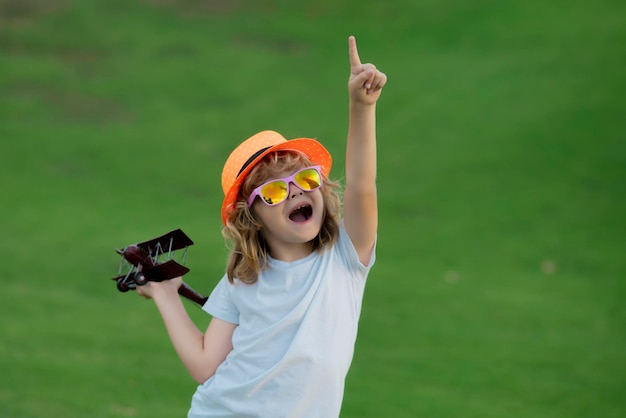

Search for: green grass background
xmin=1 ymin=0 xmax=624 ymax=417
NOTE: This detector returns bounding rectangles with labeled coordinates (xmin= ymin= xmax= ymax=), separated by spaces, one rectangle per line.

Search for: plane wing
xmin=136 ymin=228 xmax=194 ymax=254
xmin=142 ymin=260 xmax=190 ymax=282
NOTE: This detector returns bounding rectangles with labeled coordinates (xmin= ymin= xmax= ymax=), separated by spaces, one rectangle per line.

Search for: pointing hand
xmin=348 ymin=36 xmax=387 ymax=105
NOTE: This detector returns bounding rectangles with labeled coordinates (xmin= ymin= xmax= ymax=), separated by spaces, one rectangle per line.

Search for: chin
xmin=289 ymin=218 xmax=323 ymax=241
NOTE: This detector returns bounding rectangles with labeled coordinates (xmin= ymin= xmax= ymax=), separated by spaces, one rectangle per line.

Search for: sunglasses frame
xmin=247 ymin=165 xmax=323 ymax=207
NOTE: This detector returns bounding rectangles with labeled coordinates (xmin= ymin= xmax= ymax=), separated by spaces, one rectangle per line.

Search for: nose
xmin=288 ymin=181 xmax=304 ymax=199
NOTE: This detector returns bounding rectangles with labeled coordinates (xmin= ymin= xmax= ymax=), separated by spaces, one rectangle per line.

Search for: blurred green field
xmin=1 ymin=0 xmax=625 ymax=417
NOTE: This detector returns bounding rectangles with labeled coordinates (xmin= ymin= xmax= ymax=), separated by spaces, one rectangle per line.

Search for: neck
xmin=267 ymin=241 xmax=314 ymax=262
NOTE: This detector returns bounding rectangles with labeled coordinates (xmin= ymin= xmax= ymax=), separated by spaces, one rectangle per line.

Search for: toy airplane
xmin=112 ymin=228 xmax=208 ymax=306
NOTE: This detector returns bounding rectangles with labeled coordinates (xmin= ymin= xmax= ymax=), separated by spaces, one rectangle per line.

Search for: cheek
xmin=314 ymin=192 xmax=327 ymax=219
xmin=253 ymin=202 xmax=278 ymax=225
xmin=315 ymin=190 xmax=326 ymax=206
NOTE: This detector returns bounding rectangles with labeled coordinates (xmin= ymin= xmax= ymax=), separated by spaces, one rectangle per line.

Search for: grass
xmin=1 ymin=0 xmax=625 ymax=417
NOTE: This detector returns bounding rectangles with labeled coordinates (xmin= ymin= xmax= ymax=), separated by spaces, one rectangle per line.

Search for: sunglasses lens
xmin=294 ymin=168 xmax=321 ymax=190
xmin=260 ymin=181 xmax=288 ymax=205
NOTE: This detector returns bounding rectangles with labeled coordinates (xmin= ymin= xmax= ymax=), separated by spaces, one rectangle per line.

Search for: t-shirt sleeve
xmin=202 ymin=275 xmax=240 ymax=325
xmin=337 ymin=220 xmax=376 ymax=274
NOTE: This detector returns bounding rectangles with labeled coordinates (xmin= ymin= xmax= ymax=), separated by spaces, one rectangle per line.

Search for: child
xmin=137 ymin=35 xmax=387 ymax=417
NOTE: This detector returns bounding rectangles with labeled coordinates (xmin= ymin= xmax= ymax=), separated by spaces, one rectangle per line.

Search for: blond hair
xmin=222 ymin=152 xmax=341 ymax=284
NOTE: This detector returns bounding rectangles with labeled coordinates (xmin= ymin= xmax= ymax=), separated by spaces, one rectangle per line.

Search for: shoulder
xmin=203 ymin=274 xmax=240 ymax=324
xmin=328 ymin=221 xmax=376 ymax=272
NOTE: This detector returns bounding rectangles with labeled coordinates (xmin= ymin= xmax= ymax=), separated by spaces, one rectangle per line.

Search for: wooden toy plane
xmin=112 ymin=229 xmax=207 ymax=306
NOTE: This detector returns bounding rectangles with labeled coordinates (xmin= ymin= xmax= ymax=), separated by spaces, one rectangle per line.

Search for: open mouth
xmin=289 ymin=204 xmax=313 ymax=222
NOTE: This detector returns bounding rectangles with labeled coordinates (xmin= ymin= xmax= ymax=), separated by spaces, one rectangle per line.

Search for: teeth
xmin=292 ymin=204 xmax=308 ymax=211
xmin=289 ymin=204 xmax=312 ymax=222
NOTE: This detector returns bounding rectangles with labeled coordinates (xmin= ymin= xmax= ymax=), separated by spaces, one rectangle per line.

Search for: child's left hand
xmin=348 ymin=36 xmax=387 ymax=105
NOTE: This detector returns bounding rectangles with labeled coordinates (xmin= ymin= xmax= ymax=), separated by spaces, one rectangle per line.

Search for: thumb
xmin=352 ymin=69 xmax=374 ymax=88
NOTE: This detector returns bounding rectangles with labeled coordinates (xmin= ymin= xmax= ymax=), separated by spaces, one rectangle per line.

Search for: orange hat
xmin=221 ymin=130 xmax=332 ymax=225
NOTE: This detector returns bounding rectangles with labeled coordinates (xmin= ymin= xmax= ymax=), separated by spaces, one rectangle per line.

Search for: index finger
xmin=348 ymin=35 xmax=361 ymax=67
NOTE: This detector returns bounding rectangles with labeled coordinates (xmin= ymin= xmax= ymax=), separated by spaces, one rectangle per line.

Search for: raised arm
xmin=343 ymin=36 xmax=387 ymax=265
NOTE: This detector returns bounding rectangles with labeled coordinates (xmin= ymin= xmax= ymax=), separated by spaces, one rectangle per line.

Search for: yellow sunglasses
xmin=247 ymin=166 xmax=323 ymax=207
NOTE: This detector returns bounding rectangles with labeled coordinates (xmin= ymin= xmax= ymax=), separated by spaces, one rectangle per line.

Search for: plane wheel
xmin=135 ymin=272 xmax=147 ymax=286
xmin=117 ymin=279 xmax=130 ymax=293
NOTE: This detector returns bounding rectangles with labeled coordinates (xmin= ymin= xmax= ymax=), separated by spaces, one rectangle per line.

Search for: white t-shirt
xmin=187 ymin=224 xmax=375 ymax=418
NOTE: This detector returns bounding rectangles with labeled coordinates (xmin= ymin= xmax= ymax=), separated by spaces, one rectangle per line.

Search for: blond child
xmin=138 ymin=36 xmax=387 ymax=417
